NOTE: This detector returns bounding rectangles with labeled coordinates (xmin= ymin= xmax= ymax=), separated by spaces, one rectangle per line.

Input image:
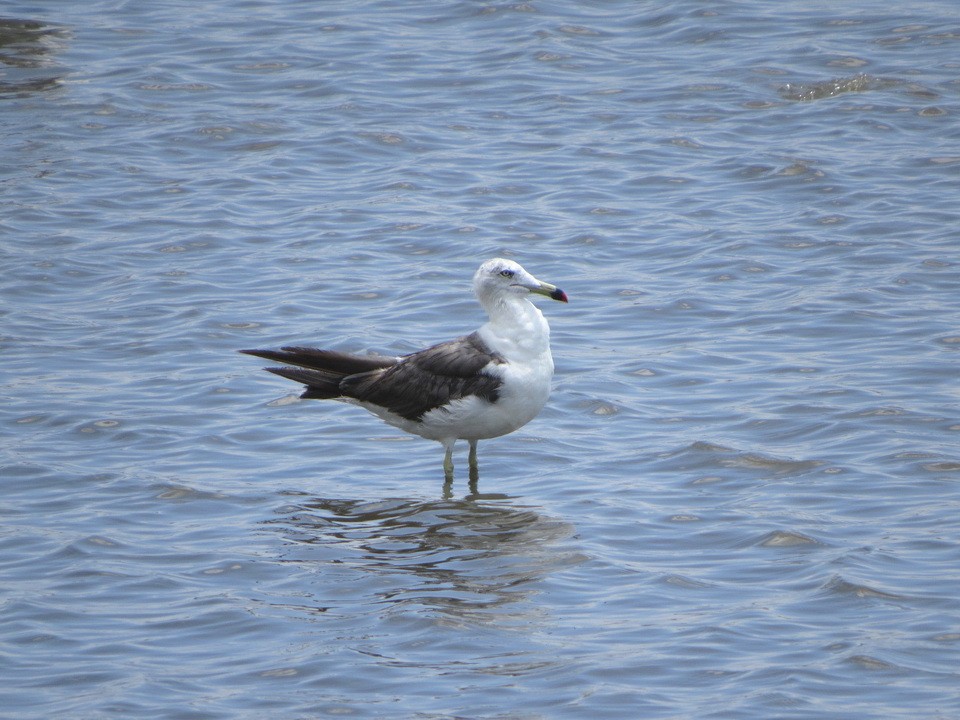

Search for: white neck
xmin=478 ymin=292 xmax=551 ymax=359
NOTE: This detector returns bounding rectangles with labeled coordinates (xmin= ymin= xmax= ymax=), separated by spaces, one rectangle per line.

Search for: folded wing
xmin=241 ymin=331 xmax=505 ymax=422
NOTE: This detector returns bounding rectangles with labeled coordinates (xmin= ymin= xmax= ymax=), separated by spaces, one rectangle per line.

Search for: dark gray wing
xmin=340 ymin=331 xmax=505 ymax=421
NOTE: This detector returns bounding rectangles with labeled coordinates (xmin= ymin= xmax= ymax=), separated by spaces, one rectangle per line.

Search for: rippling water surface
xmin=3 ymin=1 xmax=960 ymax=718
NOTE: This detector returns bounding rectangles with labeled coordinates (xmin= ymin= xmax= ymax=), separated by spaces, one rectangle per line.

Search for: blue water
xmin=3 ymin=1 xmax=960 ymax=718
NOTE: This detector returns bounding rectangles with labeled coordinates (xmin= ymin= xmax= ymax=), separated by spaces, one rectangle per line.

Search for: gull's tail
xmin=239 ymin=347 xmax=396 ymax=400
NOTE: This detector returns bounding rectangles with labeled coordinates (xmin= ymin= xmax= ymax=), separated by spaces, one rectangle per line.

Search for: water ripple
xmin=3 ymin=0 xmax=960 ymax=717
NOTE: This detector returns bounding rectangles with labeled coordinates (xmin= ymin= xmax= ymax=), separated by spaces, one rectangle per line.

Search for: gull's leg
xmin=468 ymin=440 xmax=479 ymax=484
xmin=442 ymin=439 xmax=455 ymax=482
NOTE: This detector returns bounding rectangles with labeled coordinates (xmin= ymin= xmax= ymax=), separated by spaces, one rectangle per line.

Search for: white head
xmin=472 ymin=258 xmax=568 ymax=309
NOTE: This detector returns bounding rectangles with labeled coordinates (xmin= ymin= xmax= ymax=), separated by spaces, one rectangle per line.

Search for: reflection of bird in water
xmin=0 ymin=18 xmax=68 ymax=95
xmin=242 ymin=258 xmax=567 ymax=487
xmin=270 ymin=495 xmax=579 ymax=623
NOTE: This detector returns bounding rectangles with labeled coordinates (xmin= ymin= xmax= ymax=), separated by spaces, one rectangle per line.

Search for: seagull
xmin=241 ymin=258 xmax=568 ymax=484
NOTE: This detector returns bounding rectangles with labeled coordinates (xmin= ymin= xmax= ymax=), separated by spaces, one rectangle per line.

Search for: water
xmin=3 ymin=1 xmax=960 ymax=717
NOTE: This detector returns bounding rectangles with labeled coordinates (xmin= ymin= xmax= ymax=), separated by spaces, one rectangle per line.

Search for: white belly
xmin=433 ymin=350 xmax=552 ymax=438
xmin=362 ymin=351 xmax=553 ymax=443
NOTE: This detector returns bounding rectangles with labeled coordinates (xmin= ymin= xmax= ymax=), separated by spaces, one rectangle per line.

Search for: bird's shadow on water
xmin=262 ymin=486 xmax=582 ymax=626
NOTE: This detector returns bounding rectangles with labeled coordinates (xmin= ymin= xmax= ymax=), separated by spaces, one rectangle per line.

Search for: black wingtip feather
xmin=241 ymin=347 xmax=396 ymax=374
xmin=262 ymin=366 xmax=343 ymax=399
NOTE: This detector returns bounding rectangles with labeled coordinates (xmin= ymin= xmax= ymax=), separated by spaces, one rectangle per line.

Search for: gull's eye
xmin=499 ymin=269 xmax=515 ymax=278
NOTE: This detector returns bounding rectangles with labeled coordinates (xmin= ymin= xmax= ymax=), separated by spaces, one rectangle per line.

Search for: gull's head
xmin=473 ymin=258 xmax=568 ymax=305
